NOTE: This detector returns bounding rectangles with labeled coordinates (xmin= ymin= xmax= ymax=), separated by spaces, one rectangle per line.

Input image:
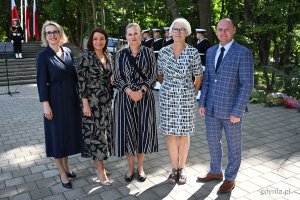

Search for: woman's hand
xmin=43 ymin=101 xmax=53 ymax=120
xmin=126 ymin=88 xmax=143 ymax=102
xmin=82 ymin=98 xmax=92 ymax=117
xmin=130 ymin=91 xmax=143 ymax=102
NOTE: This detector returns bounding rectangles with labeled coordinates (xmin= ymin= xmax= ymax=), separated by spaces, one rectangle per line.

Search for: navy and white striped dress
xmin=113 ymin=46 xmax=158 ymax=157
xmin=157 ymin=44 xmax=203 ymax=136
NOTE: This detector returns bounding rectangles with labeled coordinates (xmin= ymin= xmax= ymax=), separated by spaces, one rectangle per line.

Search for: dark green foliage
xmin=1 ymin=0 xmax=298 ymax=99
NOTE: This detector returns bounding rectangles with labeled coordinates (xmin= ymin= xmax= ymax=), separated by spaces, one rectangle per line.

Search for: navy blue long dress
xmin=36 ymin=45 xmax=82 ymax=158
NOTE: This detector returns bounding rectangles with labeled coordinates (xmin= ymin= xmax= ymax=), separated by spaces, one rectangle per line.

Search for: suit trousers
xmin=205 ymin=113 xmax=242 ymax=181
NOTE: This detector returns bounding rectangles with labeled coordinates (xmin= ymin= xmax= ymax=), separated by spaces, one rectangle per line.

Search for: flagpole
xmin=24 ymin=0 xmax=28 ymax=42
xmin=21 ymin=0 xmax=23 ymax=29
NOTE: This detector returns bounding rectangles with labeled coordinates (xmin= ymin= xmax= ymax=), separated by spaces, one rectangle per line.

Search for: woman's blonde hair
xmin=125 ymin=22 xmax=141 ymax=35
xmin=41 ymin=20 xmax=68 ymax=46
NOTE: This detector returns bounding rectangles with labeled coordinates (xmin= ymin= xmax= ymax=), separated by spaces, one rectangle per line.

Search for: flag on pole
xmin=33 ymin=0 xmax=39 ymax=40
xmin=11 ymin=0 xmax=19 ymax=25
xmin=25 ymin=0 xmax=31 ymax=39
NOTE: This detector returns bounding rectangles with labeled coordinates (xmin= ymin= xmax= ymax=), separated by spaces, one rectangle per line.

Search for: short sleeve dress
xmin=157 ymin=44 xmax=203 ymax=136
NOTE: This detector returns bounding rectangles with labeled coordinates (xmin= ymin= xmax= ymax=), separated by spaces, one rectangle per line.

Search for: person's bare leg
xmin=62 ymin=157 xmax=70 ymax=173
xmin=126 ymin=155 xmax=135 ymax=177
xmin=178 ymin=136 xmax=190 ymax=184
xmin=137 ymin=153 xmax=145 ymax=175
xmin=167 ymin=135 xmax=179 ymax=169
xmin=167 ymin=135 xmax=179 ymax=183
xmin=55 ymin=157 xmax=69 ymax=183
xmin=95 ymin=160 xmax=110 ymax=185
xmin=178 ymin=136 xmax=190 ymax=169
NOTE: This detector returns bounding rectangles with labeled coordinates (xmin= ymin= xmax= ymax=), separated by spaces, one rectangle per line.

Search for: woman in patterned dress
xmin=113 ymin=23 xmax=158 ymax=182
xmin=157 ymin=18 xmax=203 ymax=184
xmin=76 ymin=28 xmax=114 ymax=186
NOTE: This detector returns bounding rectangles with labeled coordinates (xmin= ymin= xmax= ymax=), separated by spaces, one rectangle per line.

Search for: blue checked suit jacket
xmin=199 ymin=41 xmax=254 ymax=119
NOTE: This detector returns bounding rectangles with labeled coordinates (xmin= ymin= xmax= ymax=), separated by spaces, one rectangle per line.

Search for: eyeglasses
xmin=172 ymin=28 xmax=186 ymax=33
xmin=45 ymin=30 xmax=60 ymax=36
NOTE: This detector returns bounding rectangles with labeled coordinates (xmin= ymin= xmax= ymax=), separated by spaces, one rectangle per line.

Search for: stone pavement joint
xmin=0 ymin=84 xmax=299 ymax=200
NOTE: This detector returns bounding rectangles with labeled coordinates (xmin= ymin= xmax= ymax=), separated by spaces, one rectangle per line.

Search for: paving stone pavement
xmin=0 ymin=84 xmax=299 ymax=200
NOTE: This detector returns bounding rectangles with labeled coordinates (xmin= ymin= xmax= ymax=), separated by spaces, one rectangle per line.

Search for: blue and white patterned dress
xmin=157 ymin=44 xmax=203 ymax=136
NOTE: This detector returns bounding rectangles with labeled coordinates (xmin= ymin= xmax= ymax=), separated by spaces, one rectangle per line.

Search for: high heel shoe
xmin=59 ymin=175 xmax=72 ymax=189
xmin=66 ymin=171 xmax=76 ymax=178
xmin=124 ymin=172 xmax=134 ymax=182
xmin=137 ymin=170 xmax=147 ymax=182
xmin=95 ymin=168 xmax=111 ymax=186
xmin=99 ymin=179 xmax=111 ymax=186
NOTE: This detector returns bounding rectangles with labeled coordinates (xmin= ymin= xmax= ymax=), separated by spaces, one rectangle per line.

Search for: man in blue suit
xmin=197 ymin=18 xmax=254 ymax=193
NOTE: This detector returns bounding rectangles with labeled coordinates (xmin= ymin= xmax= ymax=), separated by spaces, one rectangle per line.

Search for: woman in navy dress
xmin=36 ymin=21 xmax=82 ymax=189
xmin=113 ymin=23 xmax=158 ymax=182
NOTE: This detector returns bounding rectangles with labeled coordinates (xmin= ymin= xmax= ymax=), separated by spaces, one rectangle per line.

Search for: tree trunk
xmin=258 ymin=36 xmax=272 ymax=91
xmin=84 ymin=0 xmax=91 ymax=33
xmin=244 ymin=0 xmax=253 ymax=26
xmin=220 ymin=0 xmax=225 ymax=20
xmin=198 ymin=0 xmax=212 ymax=41
xmin=91 ymin=0 xmax=97 ymax=28
xmin=282 ymin=10 xmax=294 ymax=72
xmin=166 ymin=0 xmax=178 ymax=19
xmin=100 ymin=0 xmax=105 ymax=30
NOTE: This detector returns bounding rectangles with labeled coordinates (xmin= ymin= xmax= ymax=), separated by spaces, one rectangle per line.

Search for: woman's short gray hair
xmin=41 ymin=20 xmax=68 ymax=46
xmin=169 ymin=18 xmax=192 ymax=36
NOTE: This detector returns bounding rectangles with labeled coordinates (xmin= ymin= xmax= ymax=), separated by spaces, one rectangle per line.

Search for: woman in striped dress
xmin=113 ymin=22 xmax=158 ymax=182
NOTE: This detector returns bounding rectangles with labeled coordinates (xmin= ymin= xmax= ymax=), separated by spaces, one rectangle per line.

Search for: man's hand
xmin=199 ymin=107 xmax=205 ymax=116
xmin=230 ymin=115 xmax=240 ymax=123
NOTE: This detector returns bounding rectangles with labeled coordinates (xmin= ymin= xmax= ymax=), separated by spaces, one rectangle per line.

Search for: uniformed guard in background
xmin=162 ymin=27 xmax=173 ymax=47
xmin=195 ymin=28 xmax=210 ymax=66
xmin=152 ymin=28 xmax=163 ymax=59
xmin=141 ymin=29 xmax=154 ymax=48
xmin=10 ymin=18 xmax=24 ymax=59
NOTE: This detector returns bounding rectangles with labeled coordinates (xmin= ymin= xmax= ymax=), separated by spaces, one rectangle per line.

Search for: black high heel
xmin=137 ymin=170 xmax=147 ymax=182
xmin=59 ymin=175 xmax=72 ymax=189
xmin=66 ymin=171 xmax=76 ymax=178
xmin=124 ymin=171 xmax=134 ymax=182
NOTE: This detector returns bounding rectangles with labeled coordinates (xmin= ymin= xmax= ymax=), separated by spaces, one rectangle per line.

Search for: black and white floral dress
xmin=157 ymin=44 xmax=203 ymax=136
xmin=76 ymin=51 xmax=114 ymax=160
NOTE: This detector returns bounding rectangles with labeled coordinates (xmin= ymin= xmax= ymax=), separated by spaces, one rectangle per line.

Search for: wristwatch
xmin=141 ymin=88 xmax=146 ymax=94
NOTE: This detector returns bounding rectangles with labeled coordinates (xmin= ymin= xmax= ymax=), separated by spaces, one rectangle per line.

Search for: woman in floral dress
xmin=76 ymin=28 xmax=114 ymax=186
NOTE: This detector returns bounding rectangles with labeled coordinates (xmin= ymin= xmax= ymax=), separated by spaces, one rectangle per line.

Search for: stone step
xmin=0 ymin=74 xmax=36 ymax=81
xmin=0 ymin=78 xmax=36 ymax=86
xmin=0 ymin=70 xmax=36 ymax=78
xmin=0 ymin=45 xmax=80 ymax=86
xmin=0 ymin=67 xmax=35 ymax=73
xmin=0 ymin=58 xmax=36 ymax=64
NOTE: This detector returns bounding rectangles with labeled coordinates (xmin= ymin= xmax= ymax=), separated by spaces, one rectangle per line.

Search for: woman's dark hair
xmin=87 ymin=28 xmax=108 ymax=52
